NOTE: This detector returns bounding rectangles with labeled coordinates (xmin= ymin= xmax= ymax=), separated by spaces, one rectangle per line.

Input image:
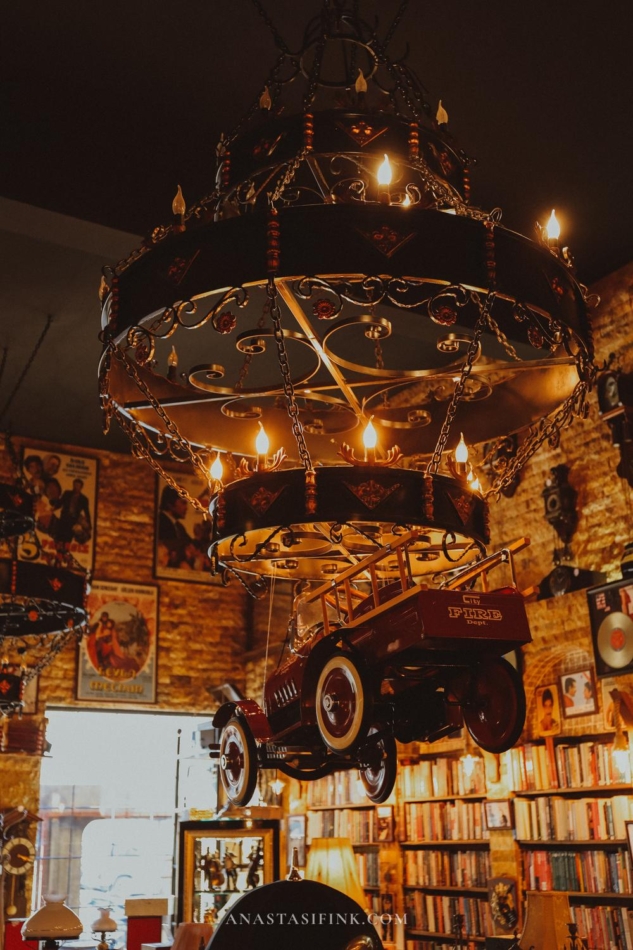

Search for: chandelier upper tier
xmin=99 ymin=2 xmax=596 ymax=585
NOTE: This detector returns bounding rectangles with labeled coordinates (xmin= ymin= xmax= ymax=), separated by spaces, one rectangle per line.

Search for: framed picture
xmin=488 ymin=877 xmax=519 ymax=934
xmin=21 ymin=447 xmax=98 ymax=572
xmin=484 ymin=800 xmax=513 ymax=831
xmin=286 ymin=814 xmax=306 ymax=870
xmin=535 ymin=683 xmax=562 ymax=737
xmin=376 ymin=805 xmax=394 ymax=842
xmin=559 ymin=668 xmax=597 ymax=717
xmin=601 ymin=678 xmax=633 ymax=731
xmin=76 ymin=579 xmax=158 ymax=703
xmin=587 ymin=579 xmax=633 ymax=678
xmin=154 ymin=474 xmax=219 ymax=584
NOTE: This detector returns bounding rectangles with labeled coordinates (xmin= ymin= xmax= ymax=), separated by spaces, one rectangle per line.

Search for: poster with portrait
xmin=535 ymin=683 xmax=562 ymax=737
xmin=21 ymin=447 xmax=98 ymax=572
xmin=76 ymin=579 xmax=158 ymax=703
xmin=559 ymin=668 xmax=597 ymax=718
xmin=154 ymin=473 xmax=219 ymax=584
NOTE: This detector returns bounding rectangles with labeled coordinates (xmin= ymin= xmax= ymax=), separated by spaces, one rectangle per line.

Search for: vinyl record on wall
xmin=587 ymin=578 xmax=633 ymax=677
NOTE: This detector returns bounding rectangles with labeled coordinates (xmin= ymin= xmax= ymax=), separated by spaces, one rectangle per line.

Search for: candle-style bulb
xmin=546 ymin=208 xmax=560 ymax=241
xmin=255 ymin=423 xmax=269 ymax=457
xmin=377 ymin=154 xmax=392 ymax=186
xmin=454 ymin=433 xmax=469 ymax=465
xmin=172 ymin=184 xmax=186 ymax=218
xmin=402 ymin=194 xmax=411 ymax=208
xmin=168 ymin=345 xmax=178 ymax=368
xmin=363 ymin=419 xmax=378 ymax=450
xmin=210 ymin=454 xmax=223 ymax=483
xmin=470 ymin=477 xmax=481 ymax=493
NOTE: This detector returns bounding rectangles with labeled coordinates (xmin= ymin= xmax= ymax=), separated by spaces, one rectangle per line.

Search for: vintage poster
xmin=21 ymin=447 xmax=98 ymax=572
xmin=154 ymin=473 xmax=218 ymax=584
xmin=77 ymin=579 xmax=158 ymax=703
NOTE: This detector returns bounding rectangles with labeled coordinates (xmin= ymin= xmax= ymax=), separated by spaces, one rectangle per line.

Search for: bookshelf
xmin=398 ymin=752 xmax=492 ymax=949
xmin=510 ymin=734 xmax=633 ymax=948
xmin=306 ymin=771 xmax=397 ymax=918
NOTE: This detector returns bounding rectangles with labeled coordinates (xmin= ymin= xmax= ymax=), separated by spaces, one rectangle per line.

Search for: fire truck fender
xmin=212 ymin=699 xmax=272 ymax=741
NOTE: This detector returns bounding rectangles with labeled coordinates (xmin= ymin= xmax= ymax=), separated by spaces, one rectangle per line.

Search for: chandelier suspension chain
xmin=426 ymin=292 xmax=494 ymax=475
xmin=250 ymin=0 xmax=292 ymax=54
xmin=267 ymin=277 xmax=313 ymax=472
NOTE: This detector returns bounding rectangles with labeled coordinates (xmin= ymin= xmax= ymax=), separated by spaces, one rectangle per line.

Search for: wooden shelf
xmin=403 ymin=793 xmax=487 ymax=803
xmin=517 ymin=839 xmax=628 ymax=849
xmin=307 ymin=801 xmax=374 ymax=810
xmin=514 ymin=784 xmax=633 ymax=797
xmin=523 ymin=889 xmax=633 ymax=904
xmin=402 ymin=839 xmax=490 ymax=849
xmin=405 ymin=931 xmax=486 ymax=943
xmin=404 ymin=883 xmax=488 ymax=894
xmin=362 ymin=884 xmax=380 ymax=891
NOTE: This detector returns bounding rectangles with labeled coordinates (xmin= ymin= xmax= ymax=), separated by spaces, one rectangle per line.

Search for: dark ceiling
xmin=3 ymin=0 xmax=633 ymax=284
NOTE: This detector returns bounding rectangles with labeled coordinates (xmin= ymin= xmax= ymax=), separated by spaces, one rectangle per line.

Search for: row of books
xmin=306 ymin=771 xmax=367 ymax=807
xmin=405 ymin=800 xmax=489 ymax=842
xmin=515 ymin=794 xmax=633 ymax=841
xmin=404 ymin=848 xmax=491 ymax=889
xmin=508 ymin=739 xmax=629 ymax=791
xmin=307 ymin=807 xmax=375 ymax=843
xmin=400 ymin=756 xmax=486 ymax=800
xmin=572 ymin=903 xmax=633 ymax=950
xmin=356 ymin=849 xmax=380 ymax=887
xmin=403 ymin=891 xmax=492 ymax=937
xmin=521 ymin=848 xmax=633 ymax=894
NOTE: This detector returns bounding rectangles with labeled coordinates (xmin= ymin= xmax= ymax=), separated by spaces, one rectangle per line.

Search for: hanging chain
xmin=485 ymin=379 xmax=588 ymax=499
xmin=250 ymin=0 xmax=291 ymax=54
xmin=426 ymin=293 xmax=494 ymax=475
xmin=270 ymin=148 xmax=309 ymax=206
xmin=382 ymin=0 xmax=409 ymax=48
xmin=485 ymin=309 xmax=522 ymax=362
xmin=267 ymin=277 xmax=313 ymax=472
xmin=105 ymin=343 xmax=209 ymax=510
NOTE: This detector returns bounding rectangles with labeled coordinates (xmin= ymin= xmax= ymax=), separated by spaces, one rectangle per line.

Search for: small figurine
xmin=245 ymin=844 xmax=263 ymax=889
xmin=200 ymin=849 xmax=225 ymax=891
xmin=224 ymin=850 xmax=239 ymax=892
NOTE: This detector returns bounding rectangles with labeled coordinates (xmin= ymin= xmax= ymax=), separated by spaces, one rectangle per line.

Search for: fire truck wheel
xmin=462 ymin=656 xmax=526 ymax=754
xmin=315 ymin=652 xmax=372 ymax=753
xmin=359 ymin=727 xmax=397 ymax=804
xmin=219 ymin=715 xmax=258 ymax=806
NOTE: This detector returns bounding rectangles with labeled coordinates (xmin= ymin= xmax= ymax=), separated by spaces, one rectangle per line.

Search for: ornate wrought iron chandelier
xmin=99 ymin=1 xmax=596 ymax=590
xmin=0 ymin=482 xmax=87 ymax=716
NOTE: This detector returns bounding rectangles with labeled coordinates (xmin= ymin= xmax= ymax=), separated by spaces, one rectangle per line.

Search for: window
xmin=36 ymin=709 xmax=215 ymax=939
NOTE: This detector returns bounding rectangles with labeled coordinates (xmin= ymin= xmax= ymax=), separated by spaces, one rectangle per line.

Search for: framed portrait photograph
xmin=21 ymin=446 xmax=98 ymax=572
xmin=77 ymin=579 xmax=158 ymax=703
xmin=154 ymin=473 xmax=219 ymax=584
xmin=485 ymin=800 xmax=513 ymax=831
xmin=286 ymin=814 xmax=306 ymax=869
xmin=376 ymin=805 xmax=394 ymax=842
xmin=535 ymin=683 xmax=562 ymax=737
xmin=559 ymin=669 xmax=597 ymax=718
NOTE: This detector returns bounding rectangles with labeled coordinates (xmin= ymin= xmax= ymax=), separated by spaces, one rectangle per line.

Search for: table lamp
xmin=520 ymin=892 xmax=572 ymax=950
xmin=304 ymin=837 xmax=366 ymax=910
xmin=22 ymin=896 xmax=83 ymax=950
xmin=91 ymin=909 xmax=117 ymax=950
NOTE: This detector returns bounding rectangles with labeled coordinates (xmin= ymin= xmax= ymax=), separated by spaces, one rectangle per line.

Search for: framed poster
xmin=559 ymin=668 xmax=597 ymax=717
xmin=587 ymin=578 xmax=633 ymax=677
xmin=535 ymin=683 xmax=562 ymax=737
xmin=77 ymin=579 xmax=158 ymax=703
xmin=21 ymin=447 xmax=98 ymax=572
xmin=484 ymin=800 xmax=513 ymax=831
xmin=154 ymin=474 xmax=219 ymax=584
xmin=488 ymin=877 xmax=519 ymax=934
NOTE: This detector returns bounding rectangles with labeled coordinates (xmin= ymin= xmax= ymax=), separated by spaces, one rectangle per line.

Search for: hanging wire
xmin=260 ymin=566 xmax=277 ymax=708
xmin=0 ymin=315 xmax=54 ymax=427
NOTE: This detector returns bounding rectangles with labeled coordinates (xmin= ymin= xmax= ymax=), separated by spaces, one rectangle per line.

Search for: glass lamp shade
xmin=22 ymin=896 xmax=83 ymax=940
xmin=91 ymin=910 xmax=117 ymax=934
xmin=305 ymin=837 xmax=366 ymax=910
xmin=520 ymin=891 xmax=572 ymax=950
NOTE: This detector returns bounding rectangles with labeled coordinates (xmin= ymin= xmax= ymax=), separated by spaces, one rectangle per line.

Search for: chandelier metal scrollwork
xmin=0 ymin=483 xmax=87 ymax=716
xmin=99 ymin=0 xmax=596 ymax=590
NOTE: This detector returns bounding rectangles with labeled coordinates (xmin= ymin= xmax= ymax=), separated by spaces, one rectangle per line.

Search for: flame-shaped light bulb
xmin=455 ymin=433 xmax=469 ymax=465
xmin=210 ymin=454 xmax=223 ymax=484
xmin=255 ymin=423 xmax=270 ymax=460
xmin=377 ymin=154 xmax=392 ymax=186
xmin=546 ymin=208 xmax=560 ymax=243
